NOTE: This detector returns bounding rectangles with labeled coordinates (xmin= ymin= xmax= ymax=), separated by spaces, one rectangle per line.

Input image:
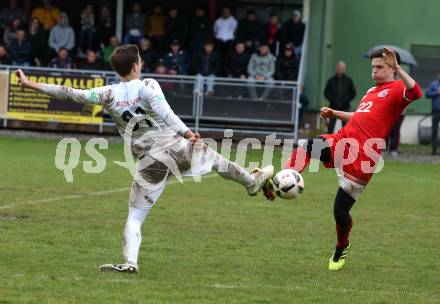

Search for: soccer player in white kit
xmin=15 ymin=44 xmax=274 ymax=273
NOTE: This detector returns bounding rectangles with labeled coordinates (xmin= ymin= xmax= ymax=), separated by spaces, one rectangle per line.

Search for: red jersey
xmin=336 ymin=80 xmax=421 ymax=149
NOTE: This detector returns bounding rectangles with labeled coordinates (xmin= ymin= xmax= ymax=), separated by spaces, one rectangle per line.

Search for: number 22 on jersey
xmin=356 ymin=101 xmax=373 ymax=113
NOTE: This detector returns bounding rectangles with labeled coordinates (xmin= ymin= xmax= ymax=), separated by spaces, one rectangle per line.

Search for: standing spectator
xmin=214 ymin=6 xmax=237 ymax=64
xmin=0 ymin=0 xmax=27 ymax=35
xmin=78 ymin=4 xmax=96 ymax=55
xmin=48 ymin=13 xmax=75 ymax=54
xmin=79 ymin=50 xmax=104 ymax=70
xmin=146 ymin=5 xmax=165 ymax=55
xmin=280 ymin=10 xmax=305 ymax=56
xmin=387 ymin=111 xmax=405 ymax=156
xmin=48 ymin=47 xmax=75 ymax=69
xmin=96 ymin=6 xmax=114 ymax=50
xmin=124 ymin=2 xmax=146 ymax=45
xmin=165 ymin=7 xmax=187 ymax=47
xmin=3 ymin=16 xmax=21 ymax=46
xmin=299 ymin=89 xmax=310 ymax=128
xmin=138 ymin=38 xmax=157 ymax=73
xmin=9 ymin=29 xmax=31 ymax=66
xmin=31 ymin=0 xmax=60 ymax=32
xmin=425 ymin=71 xmax=440 ymax=155
xmin=247 ymin=42 xmax=276 ymax=100
xmin=275 ymin=43 xmax=299 ymax=81
xmin=226 ymin=41 xmax=250 ymax=79
xmin=261 ymin=13 xmax=281 ymax=54
xmin=28 ymin=18 xmax=46 ymax=66
xmin=323 ymin=61 xmax=357 ymax=133
xmin=102 ymin=35 xmax=119 ymax=67
xmin=188 ymin=7 xmax=211 ymax=55
xmin=192 ymin=40 xmax=220 ymax=95
xmin=0 ymin=44 xmax=12 ymax=64
xmin=164 ymin=40 xmax=189 ymax=75
xmin=237 ymin=9 xmax=261 ymax=48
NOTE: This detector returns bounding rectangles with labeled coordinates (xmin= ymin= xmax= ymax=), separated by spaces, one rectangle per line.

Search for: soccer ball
xmin=272 ymin=169 xmax=304 ymax=200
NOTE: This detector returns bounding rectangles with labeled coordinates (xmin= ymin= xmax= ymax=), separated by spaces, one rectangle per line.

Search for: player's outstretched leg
xmin=329 ymin=187 xmax=356 ymax=271
xmin=209 ymin=150 xmax=274 ymax=196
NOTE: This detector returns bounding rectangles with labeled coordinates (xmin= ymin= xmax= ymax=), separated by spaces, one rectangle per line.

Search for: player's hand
xmin=15 ymin=69 xmax=29 ymax=89
xmin=320 ymin=107 xmax=335 ymax=119
xmin=189 ymin=132 xmax=201 ymax=145
xmin=382 ymin=47 xmax=399 ymax=69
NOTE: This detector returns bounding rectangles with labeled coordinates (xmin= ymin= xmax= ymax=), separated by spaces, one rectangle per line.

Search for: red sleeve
xmin=404 ymin=82 xmax=423 ymax=102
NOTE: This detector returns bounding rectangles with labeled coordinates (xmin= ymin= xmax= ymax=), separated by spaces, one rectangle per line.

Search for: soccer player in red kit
xmin=264 ymin=47 xmax=423 ymax=270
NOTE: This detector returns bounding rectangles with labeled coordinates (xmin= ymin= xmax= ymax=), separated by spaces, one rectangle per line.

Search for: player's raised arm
xmin=143 ymin=79 xmax=200 ymax=142
xmin=320 ymin=107 xmax=354 ymax=122
xmin=382 ymin=47 xmax=422 ymax=100
xmin=15 ymin=69 xmax=112 ymax=105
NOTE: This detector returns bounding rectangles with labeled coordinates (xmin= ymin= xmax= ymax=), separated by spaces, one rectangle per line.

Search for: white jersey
xmin=41 ymin=78 xmax=189 ymax=159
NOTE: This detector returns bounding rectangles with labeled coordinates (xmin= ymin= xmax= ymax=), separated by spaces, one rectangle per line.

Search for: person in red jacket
xmin=264 ymin=47 xmax=423 ymax=271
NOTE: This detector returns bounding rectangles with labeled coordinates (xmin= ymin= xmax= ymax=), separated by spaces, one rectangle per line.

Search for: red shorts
xmin=320 ymin=134 xmax=381 ymax=185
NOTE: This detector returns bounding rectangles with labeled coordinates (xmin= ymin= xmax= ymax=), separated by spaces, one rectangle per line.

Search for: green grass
xmin=0 ymin=136 xmax=439 ymax=304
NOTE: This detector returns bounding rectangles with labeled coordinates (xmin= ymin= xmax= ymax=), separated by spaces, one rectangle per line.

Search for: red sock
xmin=336 ymin=220 xmax=353 ymax=248
xmin=283 ymin=147 xmax=310 ymax=172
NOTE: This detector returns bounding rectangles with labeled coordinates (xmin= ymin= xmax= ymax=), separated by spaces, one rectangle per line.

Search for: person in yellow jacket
xmin=31 ymin=0 xmax=60 ymax=31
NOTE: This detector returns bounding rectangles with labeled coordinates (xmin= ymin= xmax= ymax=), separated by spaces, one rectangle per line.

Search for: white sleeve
xmin=39 ymin=84 xmax=113 ymax=105
xmin=143 ymin=79 xmax=189 ymax=136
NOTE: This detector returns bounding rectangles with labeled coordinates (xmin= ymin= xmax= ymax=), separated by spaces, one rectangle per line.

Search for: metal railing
xmin=0 ymin=65 xmax=300 ymax=139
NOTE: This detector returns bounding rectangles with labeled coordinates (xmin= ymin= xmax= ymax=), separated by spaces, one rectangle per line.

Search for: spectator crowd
xmin=0 ymin=0 xmax=305 ymax=84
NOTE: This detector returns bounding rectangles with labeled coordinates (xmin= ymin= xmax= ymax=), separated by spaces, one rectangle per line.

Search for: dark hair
xmin=110 ymin=44 xmax=139 ymax=77
xmin=370 ymin=48 xmax=401 ymax=65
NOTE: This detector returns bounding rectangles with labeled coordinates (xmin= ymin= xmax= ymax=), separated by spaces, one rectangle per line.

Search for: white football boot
xmin=247 ymin=165 xmax=274 ymax=196
xmin=99 ymin=263 xmax=138 ymax=273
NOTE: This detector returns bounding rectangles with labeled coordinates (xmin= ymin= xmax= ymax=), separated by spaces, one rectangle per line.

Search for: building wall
xmin=306 ymin=0 xmax=440 ymax=115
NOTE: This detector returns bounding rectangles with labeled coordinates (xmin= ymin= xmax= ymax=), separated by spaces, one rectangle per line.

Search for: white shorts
xmin=129 ymin=137 xmax=216 ymax=209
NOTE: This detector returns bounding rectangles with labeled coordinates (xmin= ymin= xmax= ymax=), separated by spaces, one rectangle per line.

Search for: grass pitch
xmin=0 ymin=135 xmax=439 ymax=303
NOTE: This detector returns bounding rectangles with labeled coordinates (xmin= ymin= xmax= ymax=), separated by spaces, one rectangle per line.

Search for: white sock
xmin=123 ymin=206 xmax=151 ymax=267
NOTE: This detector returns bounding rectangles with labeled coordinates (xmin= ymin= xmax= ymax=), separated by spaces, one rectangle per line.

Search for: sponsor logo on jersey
xmin=115 ymin=96 xmax=142 ymax=107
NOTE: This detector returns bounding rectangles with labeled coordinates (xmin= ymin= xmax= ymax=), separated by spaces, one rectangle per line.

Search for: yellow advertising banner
xmin=7 ymin=70 xmax=105 ymax=124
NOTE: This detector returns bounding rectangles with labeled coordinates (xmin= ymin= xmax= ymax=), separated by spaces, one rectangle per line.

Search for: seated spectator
xmin=96 ymin=6 xmax=114 ymax=49
xmin=275 ymin=43 xmax=299 ymax=81
xmin=247 ymin=41 xmax=276 ymax=100
xmin=0 ymin=0 xmax=27 ymax=34
xmin=261 ymin=13 xmax=281 ymax=54
xmin=28 ymin=18 xmax=46 ymax=66
xmin=154 ymin=60 xmax=175 ymax=99
xmin=9 ymin=29 xmax=31 ymax=66
xmin=188 ymin=7 xmax=211 ymax=55
xmin=164 ymin=40 xmax=189 ymax=75
xmin=3 ymin=17 xmax=21 ymax=46
xmin=102 ymin=35 xmax=119 ymax=67
xmin=31 ymin=0 xmax=60 ymax=32
xmin=237 ymin=9 xmax=261 ymax=47
xmin=48 ymin=13 xmax=75 ymax=54
xmin=226 ymin=41 xmax=250 ymax=79
xmin=244 ymin=39 xmax=256 ymax=55
xmin=192 ymin=40 xmax=220 ymax=95
xmin=78 ymin=4 xmax=96 ymax=55
xmin=48 ymin=47 xmax=75 ymax=69
xmin=165 ymin=7 xmax=187 ymax=47
xmin=214 ymin=6 xmax=237 ymax=64
xmin=280 ymin=10 xmax=305 ymax=56
xmin=146 ymin=5 xmax=165 ymax=55
xmin=0 ymin=44 xmax=12 ymax=64
xmin=123 ymin=2 xmax=146 ymax=45
xmin=138 ymin=38 xmax=157 ymax=73
xmin=79 ymin=50 xmax=104 ymax=70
